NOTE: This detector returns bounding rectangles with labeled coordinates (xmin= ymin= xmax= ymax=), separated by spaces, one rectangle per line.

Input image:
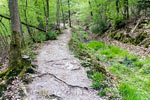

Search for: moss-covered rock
xmin=108 ymin=30 xmax=149 ymax=47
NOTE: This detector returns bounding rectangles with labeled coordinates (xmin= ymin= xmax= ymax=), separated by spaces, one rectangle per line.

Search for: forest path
xmin=24 ymin=28 xmax=102 ymax=100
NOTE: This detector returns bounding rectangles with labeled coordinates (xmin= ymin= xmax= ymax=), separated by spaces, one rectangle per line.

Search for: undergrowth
xmin=70 ymin=26 xmax=150 ymax=100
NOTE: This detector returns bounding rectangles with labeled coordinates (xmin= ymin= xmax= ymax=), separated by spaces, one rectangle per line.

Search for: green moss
xmin=108 ymin=31 xmax=149 ymax=46
xmin=8 ymin=31 xmax=22 ymax=69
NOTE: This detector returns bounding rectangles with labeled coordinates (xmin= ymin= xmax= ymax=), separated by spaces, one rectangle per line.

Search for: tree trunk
xmin=24 ymin=0 xmax=36 ymax=42
xmin=20 ymin=16 xmax=25 ymax=48
xmin=56 ymin=0 xmax=60 ymax=30
xmin=46 ymin=0 xmax=49 ymax=39
xmin=124 ymin=0 xmax=129 ymax=19
xmin=8 ymin=0 xmax=22 ymax=68
xmin=116 ymin=0 xmax=119 ymax=14
xmin=60 ymin=0 xmax=66 ymax=28
xmin=42 ymin=0 xmax=47 ymax=17
xmin=68 ymin=0 xmax=72 ymax=27
xmin=89 ymin=1 xmax=93 ymax=17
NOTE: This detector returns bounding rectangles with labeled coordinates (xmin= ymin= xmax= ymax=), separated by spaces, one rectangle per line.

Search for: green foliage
xmin=78 ymin=39 xmax=150 ymax=99
xmin=34 ymin=32 xmax=47 ymax=42
xmin=90 ymin=17 xmax=109 ymax=34
xmin=119 ymin=83 xmax=142 ymax=100
xmin=112 ymin=16 xmax=126 ymax=29
xmin=81 ymin=61 xmax=91 ymax=68
xmin=0 ymin=84 xmax=7 ymax=97
xmin=133 ymin=61 xmax=144 ymax=68
xmin=98 ymin=87 xmax=112 ymax=96
xmin=71 ymin=32 xmax=85 ymax=49
xmin=91 ymin=72 xmax=104 ymax=89
xmin=48 ymin=32 xmax=58 ymax=40
xmin=141 ymin=65 xmax=150 ymax=74
xmin=85 ymin=41 xmax=106 ymax=50
xmin=109 ymin=64 xmax=132 ymax=76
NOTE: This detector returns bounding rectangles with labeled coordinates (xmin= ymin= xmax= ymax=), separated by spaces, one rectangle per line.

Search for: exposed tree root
xmin=32 ymin=73 xmax=89 ymax=90
xmin=19 ymin=66 xmax=27 ymax=78
xmin=0 ymin=69 xmax=8 ymax=78
xmin=0 ymin=58 xmax=33 ymax=83
xmin=46 ymin=58 xmax=68 ymax=63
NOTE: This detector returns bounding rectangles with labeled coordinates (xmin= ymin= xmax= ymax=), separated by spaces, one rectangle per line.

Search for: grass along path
xmin=70 ymin=30 xmax=150 ymax=100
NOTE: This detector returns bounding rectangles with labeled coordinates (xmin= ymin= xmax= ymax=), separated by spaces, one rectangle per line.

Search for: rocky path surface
xmin=24 ymin=28 xmax=102 ymax=100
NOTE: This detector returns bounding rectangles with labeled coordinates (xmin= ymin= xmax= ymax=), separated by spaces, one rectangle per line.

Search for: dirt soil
xmin=23 ymin=28 xmax=103 ymax=100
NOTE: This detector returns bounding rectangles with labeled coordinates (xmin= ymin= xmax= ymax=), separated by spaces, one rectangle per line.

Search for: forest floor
xmin=23 ymin=28 xmax=103 ymax=100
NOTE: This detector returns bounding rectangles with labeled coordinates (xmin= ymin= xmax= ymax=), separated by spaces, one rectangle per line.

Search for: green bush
xmin=113 ymin=16 xmax=126 ymax=29
xmin=34 ymin=32 xmax=46 ymax=42
xmin=90 ymin=16 xmax=109 ymax=34
xmin=48 ymin=32 xmax=58 ymax=40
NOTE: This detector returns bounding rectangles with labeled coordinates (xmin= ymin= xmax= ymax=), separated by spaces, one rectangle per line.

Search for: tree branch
xmin=0 ymin=14 xmax=46 ymax=32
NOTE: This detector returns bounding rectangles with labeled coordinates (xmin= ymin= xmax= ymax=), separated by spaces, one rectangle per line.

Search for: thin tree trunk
xmin=116 ymin=0 xmax=119 ymax=14
xmin=68 ymin=0 xmax=72 ymax=27
xmin=42 ymin=0 xmax=47 ymax=17
xmin=20 ymin=16 xmax=25 ymax=48
xmin=126 ymin=0 xmax=129 ymax=19
xmin=8 ymin=0 xmax=22 ymax=68
xmin=0 ymin=18 xmax=8 ymax=45
xmin=89 ymin=1 xmax=93 ymax=17
xmin=0 ymin=24 xmax=8 ymax=45
xmin=24 ymin=0 xmax=36 ymax=42
xmin=56 ymin=0 xmax=60 ymax=30
xmin=60 ymin=0 xmax=66 ymax=28
xmin=124 ymin=0 xmax=129 ymax=19
xmin=46 ymin=0 xmax=49 ymax=39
